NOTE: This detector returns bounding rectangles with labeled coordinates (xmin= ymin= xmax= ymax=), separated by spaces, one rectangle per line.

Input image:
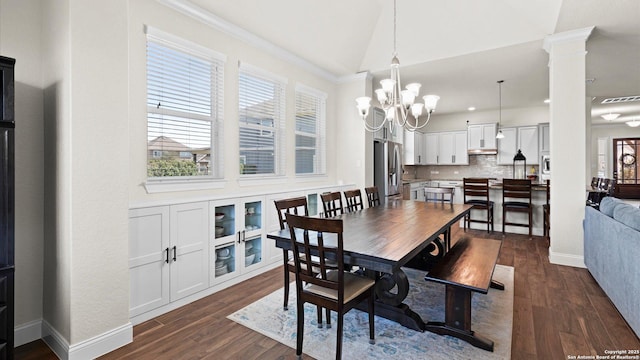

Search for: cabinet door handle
xmin=452 ymin=155 xmax=455 ymax=163
xmin=242 ymin=230 xmax=246 ymax=242
xmin=480 ymin=139 xmax=484 ymax=148
xmin=165 ymin=247 xmax=170 ymax=263
xmin=237 ymin=231 xmax=241 ymax=243
xmin=172 ymin=246 xmax=177 ymax=262
xmin=418 ymin=155 xmax=421 ymax=163
xmin=436 ymin=155 xmax=439 ymax=163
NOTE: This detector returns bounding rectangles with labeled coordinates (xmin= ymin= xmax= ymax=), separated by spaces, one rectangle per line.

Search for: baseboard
xmin=15 ymin=319 xmax=42 ymax=347
xmin=549 ymin=250 xmax=586 ymax=268
xmin=42 ymin=319 xmax=133 ymax=360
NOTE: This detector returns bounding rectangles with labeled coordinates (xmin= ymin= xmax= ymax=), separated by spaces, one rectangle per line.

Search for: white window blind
xmin=146 ymin=28 xmax=225 ymax=180
xmin=295 ymin=85 xmax=326 ymax=175
xmin=238 ymin=63 xmax=286 ymax=176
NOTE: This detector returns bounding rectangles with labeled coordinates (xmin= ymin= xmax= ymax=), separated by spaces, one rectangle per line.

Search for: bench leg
xmin=425 ymin=285 xmax=494 ymax=352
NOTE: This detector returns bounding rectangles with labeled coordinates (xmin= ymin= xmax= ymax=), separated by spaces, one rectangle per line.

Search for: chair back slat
xmin=274 ymin=197 xmax=309 ymax=230
xmin=344 ymin=189 xmax=364 ymax=212
xmin=503 ymin=179 xmax=532 ymax=202
xmin=463 ymin=178 xmax=490 ymax=204
xmin=286 ymin=213 xmax=344 ymax=295
xmin=365 ymin=186 xmax=381 ymax=207
xmin=321 ymin=191 xmax=344 ymax=218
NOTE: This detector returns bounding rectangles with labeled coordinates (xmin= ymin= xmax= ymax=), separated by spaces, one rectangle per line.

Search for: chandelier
xmin=355 ymin=0 xmax=439 ymax=133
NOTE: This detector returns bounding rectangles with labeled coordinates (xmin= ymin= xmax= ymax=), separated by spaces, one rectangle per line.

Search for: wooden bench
xmin=423 ymin=236 xmax=504 ymax=351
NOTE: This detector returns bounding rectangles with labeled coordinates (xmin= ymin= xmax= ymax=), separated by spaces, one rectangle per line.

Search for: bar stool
xmin=502 ymin=179 xmax=533 ymax=238
xmin=463 ymin=178 xmax=494 ymax=233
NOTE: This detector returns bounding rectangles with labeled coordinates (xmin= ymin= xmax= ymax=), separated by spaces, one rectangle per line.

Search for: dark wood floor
xmin=15 ymin=228 xmax=640 ymax=359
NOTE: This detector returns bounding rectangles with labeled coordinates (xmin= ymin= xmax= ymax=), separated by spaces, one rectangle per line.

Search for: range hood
xmin=468 ymin=148 xmax=498 ymax=155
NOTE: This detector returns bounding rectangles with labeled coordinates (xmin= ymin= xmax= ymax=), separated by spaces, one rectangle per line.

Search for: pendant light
xmin=496 ymin=80 xmax=505 ymax=139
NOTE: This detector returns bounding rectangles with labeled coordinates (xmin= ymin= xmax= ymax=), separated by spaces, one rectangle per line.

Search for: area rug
xmin=228 ymin=265 xmax=513 ymax=360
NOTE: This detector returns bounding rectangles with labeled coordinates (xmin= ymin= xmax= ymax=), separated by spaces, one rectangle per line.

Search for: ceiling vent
xmin=601 ymin=96 xmax=640 ymax=104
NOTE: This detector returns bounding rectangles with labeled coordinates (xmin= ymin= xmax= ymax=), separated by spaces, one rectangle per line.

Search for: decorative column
xmin=543 ymin=26 xmax=594 ymax=267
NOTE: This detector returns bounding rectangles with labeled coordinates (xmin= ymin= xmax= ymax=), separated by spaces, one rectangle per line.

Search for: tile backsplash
xmin=404 ymin=155 xmax=539 ymax=180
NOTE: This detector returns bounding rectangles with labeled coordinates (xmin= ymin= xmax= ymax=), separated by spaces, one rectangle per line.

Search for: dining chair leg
xmin=463 ymin=213 xmax=468 ymax=232
xmin=528 ymin=209 xmax=533 ymax=238
xmin=296 ymin=301 xmax=304 ymax=359
xmin=336 ymin=314 xmax=344 ymax=360
xmin=490 ymin=206 xmax=494 ymax=232
xmin=283 ymin=250 xmax=289 ymax=311
xmin=486 ymin=208 xmax=490 ymax=233
xmin=316 ymin=306 xmax=323 ymax=328
xmin=325 ymin=308 xmax=331 ymax=328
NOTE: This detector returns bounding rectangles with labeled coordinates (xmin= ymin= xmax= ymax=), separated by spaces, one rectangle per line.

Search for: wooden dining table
xmin=267 ymin=199 xmax=472 ymax=331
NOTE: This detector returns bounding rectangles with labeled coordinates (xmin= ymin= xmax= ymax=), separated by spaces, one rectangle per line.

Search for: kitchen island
xmin=403 ymin=178 xmax=549 ymax=236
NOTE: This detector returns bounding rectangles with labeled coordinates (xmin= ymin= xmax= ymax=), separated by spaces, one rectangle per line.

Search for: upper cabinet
xmin=372 ymin=108 xmax=403 ymax=144
xmin=424 ymin=131 xmax=468 ymax=165
xmin=467 ymin=123 xmax=497 ymax=154
xmin=403 ymin=130 xmax=426 ymax=165
xmin=539 ymin=122 xmax=550 ymax=154
xmin=497 ymin=126 xmax=539 ymax=165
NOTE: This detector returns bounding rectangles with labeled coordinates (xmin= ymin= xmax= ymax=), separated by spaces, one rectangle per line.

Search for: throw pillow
xmin=613 ymin=203 xmax=640 ymax=232
xmin=599 ymin=197 xmax=623 ymax=217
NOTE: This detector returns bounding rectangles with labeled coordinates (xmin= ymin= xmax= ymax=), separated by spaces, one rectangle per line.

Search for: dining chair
xmin=364 ymin=186 xmax=381 ymax=207
xmin=343 ymin=189 xmax=364 ymax=212
xmin=502 ymin=178 xmax=533 ymax=238
xmin=274 ymin=197 xmax=309 ymax=311
xmin=423 ymin=186 xmax=454 ymax=206
xmin=462 ymin=178 xmax=494 ymax=233
xmin=285 ymin=213 xmax=376 ymax=360
xmin=543 ymin=179 xmax=550 ymax=246
xmin=320 ymin=191 xmax=345 ymax=218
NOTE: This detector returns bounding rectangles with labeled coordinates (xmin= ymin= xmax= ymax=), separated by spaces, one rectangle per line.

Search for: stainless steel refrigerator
xmin=374 ymin=139 xmax=403 ymax=201
xmin=0 ymin=55 xmax=15 ymax=360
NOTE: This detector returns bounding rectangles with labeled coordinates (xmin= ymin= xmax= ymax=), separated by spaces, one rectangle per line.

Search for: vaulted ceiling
xmin=171 ymin=0 xmax=640 ymax=124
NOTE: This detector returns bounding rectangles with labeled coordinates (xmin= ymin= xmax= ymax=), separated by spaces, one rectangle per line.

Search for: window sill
xmin=144 ymin=178 xmax=227 ymax=193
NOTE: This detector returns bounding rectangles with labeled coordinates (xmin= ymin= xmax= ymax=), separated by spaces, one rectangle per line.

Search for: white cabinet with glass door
xmin=210 ymin=196 xmax=266 ymax=285
xmin=129 ymin=201 xmax=209 ymax=318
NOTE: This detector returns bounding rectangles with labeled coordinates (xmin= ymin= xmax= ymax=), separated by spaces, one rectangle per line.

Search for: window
xmin=295 ymin=85 xmax=326 ymax=175
xmin=238 ymin=63 xmax=286 ymax=176
xmin=146 ymin=27 xmax=225 ymax=180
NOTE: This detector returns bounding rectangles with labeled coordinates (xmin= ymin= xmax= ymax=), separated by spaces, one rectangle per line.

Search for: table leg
xmin=357 ymin=268 xmax=425 ymax=331
xmin=424 ymin=285 xmax=494 ymax=352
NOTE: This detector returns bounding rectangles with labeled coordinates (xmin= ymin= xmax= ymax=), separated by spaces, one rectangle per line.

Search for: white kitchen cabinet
xmin=404 ymin=130 xmax=426 ymax=165
xmin=129 ymin=201 xmax=209 ymax=318
xmin=497 ymin=126 xmax=538 ymax=165
xmin=424 ymin=133 xmax=439 ymax=165
xmin=467 ymin=123 xmax=497 ymax=153
xmin=436 ymin=131 xmax=468 ymax=165
xmin=539 ymin=122 xmax=550 ymax=154
xmin=210 ymin=196 xmax=267 ymax=285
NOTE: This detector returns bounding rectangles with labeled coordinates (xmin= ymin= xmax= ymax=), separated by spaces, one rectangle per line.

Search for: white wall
xmin=0 ymin=0 xmax=45 ymax=343
xmin=421 ymin=105 xmax=550 ymax=133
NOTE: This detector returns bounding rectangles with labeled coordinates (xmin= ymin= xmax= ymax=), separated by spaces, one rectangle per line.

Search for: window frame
xmin=144 ymin=26 xmax=226 ymax=191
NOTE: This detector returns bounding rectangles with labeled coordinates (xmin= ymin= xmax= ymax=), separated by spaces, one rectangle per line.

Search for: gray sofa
xmin=584 ymin=197 xmax=640 ymax=338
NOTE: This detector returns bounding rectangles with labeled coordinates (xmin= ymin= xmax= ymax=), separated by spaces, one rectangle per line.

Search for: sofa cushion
xmin=613 ymin=203 xmax=640 ymax=231
xmin=600 ymin=197 xmax=624 ymax=217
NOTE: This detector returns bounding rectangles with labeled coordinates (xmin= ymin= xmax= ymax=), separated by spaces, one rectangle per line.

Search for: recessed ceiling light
xmin=544 ymin=99 xmax=550 ymax=104
xmin=467 ymin=107 xmax=476 ymax=111
xmin=602 ymin=113 xmax=621 ymax=121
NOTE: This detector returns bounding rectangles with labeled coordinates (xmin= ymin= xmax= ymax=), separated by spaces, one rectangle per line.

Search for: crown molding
xmin=156 ymin=0 xmax=341 ymax=83
xmin=337 ymin=71 xmax=372 ymax=84
xmin=543 ymin=26 xmax=595 ymax=53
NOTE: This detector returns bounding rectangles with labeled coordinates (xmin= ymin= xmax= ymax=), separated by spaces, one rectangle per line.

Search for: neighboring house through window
xmin=238 ymin=63 xmax=286 ymax=176
xmin=145 ymin=26 xmax=225 ymax=180
xmin=295 ymin=84 xmax=326 ymax=175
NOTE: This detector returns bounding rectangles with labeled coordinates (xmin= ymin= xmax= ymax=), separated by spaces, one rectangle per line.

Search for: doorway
xmin=613 ymin=137 xmax=640 ymax=199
